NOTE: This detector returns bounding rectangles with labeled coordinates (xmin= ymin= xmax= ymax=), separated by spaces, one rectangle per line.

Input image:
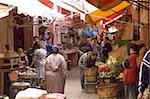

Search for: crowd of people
xmin=3 ymin=36 xmax=67 ymax=94
xmin=4 ymin=33 xmax=149 ymax=98
xmin=25 ymin=33 xmax=114 ymax=94
xmin=28 ymin=36 xmax=67 ymax=94
xmin=78 ymin=34 xmax=150 ymax=98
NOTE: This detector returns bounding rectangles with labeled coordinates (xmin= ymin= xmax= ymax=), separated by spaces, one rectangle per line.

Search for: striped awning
xmin=85 ymin=1 xmax=130 ymax=24
xmin=0 ymin=0 xmax=64 ymax=19
xmin=86 ymin=0 xmax=124 ymax=11
xmin=0 ymin=0 xmax=130 ymax=24
xmin=39 ymin=0 xmax=72 ymax=15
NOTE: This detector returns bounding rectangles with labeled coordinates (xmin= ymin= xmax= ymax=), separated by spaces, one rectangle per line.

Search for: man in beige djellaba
xmin=45 ymin=47 xmax=67 ymax=93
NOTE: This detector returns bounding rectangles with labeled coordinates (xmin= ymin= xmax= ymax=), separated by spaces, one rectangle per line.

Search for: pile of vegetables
xmin=99 ymin=65 xmax=110 ymax=72
xmin=95 ymin=56 xmax=125 ymax=78
xmin=98 ymin=65 xmax=113 ymax=78
xmin=117 ymin=73 xmax=124 ymax=79
xmin=19 ymin=66 xmax=36 ymax=76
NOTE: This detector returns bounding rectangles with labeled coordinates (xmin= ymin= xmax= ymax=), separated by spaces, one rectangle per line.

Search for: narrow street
xmin=0 ymin=1 xmax=149 ymax=99
xmin=65 ymin=66 xmax=99 ymax=99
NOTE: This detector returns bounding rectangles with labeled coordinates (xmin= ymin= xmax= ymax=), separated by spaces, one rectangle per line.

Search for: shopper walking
xmin=137 ymin=49 xmax=150 ymax=99
xmin=123 ymin=44 xmax=138 ymax=99
xmin=45 ymin=47 xmax=67 ymax=93
xmin=30 ymin=42 xmax=47 ymax=87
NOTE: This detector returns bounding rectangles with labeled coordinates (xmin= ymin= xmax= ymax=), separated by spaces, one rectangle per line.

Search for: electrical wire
xmin=125 ymin=0 xmax=150 ymax=10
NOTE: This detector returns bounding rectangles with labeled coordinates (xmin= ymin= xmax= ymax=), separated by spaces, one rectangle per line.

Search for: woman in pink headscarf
xmin=45 ymin=47 xmax=67 ymax=93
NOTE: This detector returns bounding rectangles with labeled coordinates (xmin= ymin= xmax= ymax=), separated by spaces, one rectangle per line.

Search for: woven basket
xmin=97 ymin=83 xmax=117 ymax=99
xmin=83 ymin=67 xmax=98 ymax=76
xmin=84 ymin=76 xmax=97 ymax=83
xmin=85 ymin=82 xmax=97 ymax=93
xmin=83 ymin=67 xmax=98 ymax=82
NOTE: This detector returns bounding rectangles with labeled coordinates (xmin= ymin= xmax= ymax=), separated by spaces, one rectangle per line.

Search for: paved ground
xmin=64 ymin=67 xmax=99 ymax=99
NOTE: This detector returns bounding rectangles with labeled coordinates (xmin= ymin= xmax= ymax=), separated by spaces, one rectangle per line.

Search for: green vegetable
xmin=95 ymin=61 xmax=105 ymax=66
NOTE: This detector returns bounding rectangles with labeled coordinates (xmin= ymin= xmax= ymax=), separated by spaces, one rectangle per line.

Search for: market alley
xmin=65 ymin=67 xmax=98 ymax=99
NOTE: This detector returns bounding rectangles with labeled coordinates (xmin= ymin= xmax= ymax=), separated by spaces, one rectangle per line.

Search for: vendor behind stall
xmin=4 ymin=44 xmax=13 ymax=58
xmin=17 ymin=48 xmax=29 ymax=66
xmin=101 ymin=37 xmax=112 ymax=62
xmin=78 ymin=49 xmax=97 ymax=91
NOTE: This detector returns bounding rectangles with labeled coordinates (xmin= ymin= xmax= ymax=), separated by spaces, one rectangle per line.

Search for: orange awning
xmin=85 ymin=1 xmax=130 ymax=24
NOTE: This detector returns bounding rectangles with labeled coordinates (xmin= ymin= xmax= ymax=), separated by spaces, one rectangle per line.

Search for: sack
xmin=122 ymin=59 xmax=130 ymax=69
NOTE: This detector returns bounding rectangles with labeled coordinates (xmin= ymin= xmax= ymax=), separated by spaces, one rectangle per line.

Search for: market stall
xmin=95 ymin=56 xmax=125 ymax=98
xmin=0 ymin=53 xmax=26 ymax=95
xmin=0 ymin=0 xmax=149 ymax=98
xmin=60 ymin=48 xmax=78 ymax=67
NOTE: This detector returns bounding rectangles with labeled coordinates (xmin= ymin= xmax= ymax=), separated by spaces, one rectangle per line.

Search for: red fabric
xmin=95 ymin=10 xmax=124 ymax=24
xmin=39 ymin=0 xmax=53 ymax=8
xmin=105 ymin=10 xmax=124 ymax=23
xmin=123 ymin=54 xmax=138 ymax=84
xmin=39 ymin=0 xmax=70 ymax=15
xmin=61 ymin=8 xmax=71 ymax=15
xmin=99 ymin=0 xmax=116 ymax=6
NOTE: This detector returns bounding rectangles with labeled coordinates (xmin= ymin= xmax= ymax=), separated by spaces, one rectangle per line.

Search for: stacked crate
xmin=83 ymin=67 xmax=98 ymax=93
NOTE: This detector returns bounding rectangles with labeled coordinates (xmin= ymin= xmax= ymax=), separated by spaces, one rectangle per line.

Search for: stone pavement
xmin=64 ymin=67 xmax=99 ymax=99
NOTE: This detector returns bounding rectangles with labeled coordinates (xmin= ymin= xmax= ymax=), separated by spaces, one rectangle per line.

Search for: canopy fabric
xmin=39 ymin=0 xmax=71 ymax=14
xmin=0 ymin=0 xmax=130 ymax=24
xmin=49 ymin=0 xmax=98 ymax=14
xmin=0 ymin=0 xmax=64 ymax=19
xmin=49 ymin=0 xmax=81 ymax=13
xmin=86 ymin=0 xmax=123 ymax=11
xmin=85 ymin=1 xmax=130 ymax=24
xmin=0 ymin=3 xmax=14 ymax=18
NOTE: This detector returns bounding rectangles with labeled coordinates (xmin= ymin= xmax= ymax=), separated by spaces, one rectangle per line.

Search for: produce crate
xmin=83 ymin=67 xmax=98 ymax=83
xmin=84 ymin=82 xmax=98 ymax=94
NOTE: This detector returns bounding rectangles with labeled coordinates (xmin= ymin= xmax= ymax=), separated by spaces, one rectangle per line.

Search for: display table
xmin=0 ymin=54 xmax=25 ymax=95
xmin=60 ymin=49 xmax=78 ymax=67
xmin=19 ymin=73 xmax=37 ymax=87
